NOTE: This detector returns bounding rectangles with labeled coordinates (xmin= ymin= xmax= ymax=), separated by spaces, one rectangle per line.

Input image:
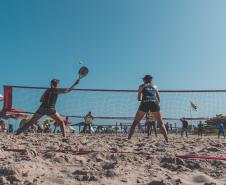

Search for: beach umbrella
xmin=0 ymin=94 xmax=3 ymax=101
xmin=53 ymin=116 xmax=71 ymax=127
xmin=41 ymin=118 xmax=54 ymax=126
xmin=67 ymin=125 xmax=75 ymax=132
xmin=0 ymin=108 xmax=29 ymax=119
xmin=70 ymin=122 xmax=86 ymax=127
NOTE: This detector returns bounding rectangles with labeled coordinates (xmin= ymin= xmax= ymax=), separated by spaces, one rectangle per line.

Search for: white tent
xmin=0 ymin=94 xmax=3 ymax=101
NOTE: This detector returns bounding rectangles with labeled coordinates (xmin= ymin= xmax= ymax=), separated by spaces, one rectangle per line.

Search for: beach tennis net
xmin=2 ymin=86 xmax=226 ymax=126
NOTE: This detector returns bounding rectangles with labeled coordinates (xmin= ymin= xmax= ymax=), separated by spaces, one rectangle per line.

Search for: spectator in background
xmin=197 ymin=121 xmax=204 ymax=137
xmin=145 ymin=111 xmax=157 ymax=137
xmin=0 ymin=119 xmax=6 ymax=132
xmin=174 ymin=123 xmax=179 ymax=135
xmin=35 ymin=122 xmax=43 ymax=133
xmin=28 ymin=124 xmax=37 ymax=133
xmin=120 ymin=123 xmax=128 ymax=134
xmin=83 ymin=112 xmax=94 ymax=134
xmin=180 ymin=118 xmax=188 ymax=137
xmin=169 ymin=123 xmax=173 ymax=133
xmin=165 ymin=122 xmax=169 ymax=134
xmin=218 ymin=122 xmax=225 ymax=139
xmin=8 ymin=124 xmax=14 ymax=133
xmin=44 ymin=124 xmax=52 ymax=133
xmin=123 ymin=125 xmax=128 ymax=133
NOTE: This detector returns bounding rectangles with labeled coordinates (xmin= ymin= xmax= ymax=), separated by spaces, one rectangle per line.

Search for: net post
xmin=3 ymin=86 xmax=13 ymax=111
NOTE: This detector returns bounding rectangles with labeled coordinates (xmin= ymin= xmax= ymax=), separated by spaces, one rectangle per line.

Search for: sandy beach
xmin=0 ymin=133 xmax=225 ymax=185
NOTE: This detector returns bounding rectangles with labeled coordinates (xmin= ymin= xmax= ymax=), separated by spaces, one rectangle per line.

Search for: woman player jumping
xmin=128 ymin=75 xmax=168 ymax=142
xmin=16 ymin=79 xmax=80 ymax=138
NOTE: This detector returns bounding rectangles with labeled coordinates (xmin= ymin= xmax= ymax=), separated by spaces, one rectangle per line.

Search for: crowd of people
xmin=0 ymin=113 xmax=225 ymax=139
xmin=0 ymin=112 xmax=225 ymax=139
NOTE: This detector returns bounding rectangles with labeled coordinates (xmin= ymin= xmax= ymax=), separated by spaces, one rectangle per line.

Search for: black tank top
xmin=40 ymin=89 xmax=59 ymax=108
xmin=141 ymin=83 xmax=158 ymax=101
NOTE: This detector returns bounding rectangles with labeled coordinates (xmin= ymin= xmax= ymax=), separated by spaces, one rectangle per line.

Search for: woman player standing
xmin=128 ymin=75 xmax=168 ymax=142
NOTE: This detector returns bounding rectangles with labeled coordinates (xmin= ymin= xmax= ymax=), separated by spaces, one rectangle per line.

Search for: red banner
xmin=3 ymin=86 xmax=12 ymax=111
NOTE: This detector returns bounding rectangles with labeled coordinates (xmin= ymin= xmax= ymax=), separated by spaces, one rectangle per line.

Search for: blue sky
xmin=1 ymin=0 xmax=226 ymax=127
xmin=1 ymin=0 xmax=226 ymax=92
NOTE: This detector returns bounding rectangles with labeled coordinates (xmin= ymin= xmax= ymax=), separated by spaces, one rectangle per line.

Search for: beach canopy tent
xmin=41 ymin=118 xmax=54 ymax=126
xmin=0 ymin=94 xmax=3 ymax=101
xmin=0 ymin=108 xmax=28 ymax=119
xmin=53 ymin=116 xmax=70 ymax=127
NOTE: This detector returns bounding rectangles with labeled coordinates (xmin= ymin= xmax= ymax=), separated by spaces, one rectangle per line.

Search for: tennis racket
xmin=77 ymin=66 xmax=89 ymax=80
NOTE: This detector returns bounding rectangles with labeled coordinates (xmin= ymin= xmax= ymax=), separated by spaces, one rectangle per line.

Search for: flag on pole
xmin=190 ymin=101 xmax=198 ymax=111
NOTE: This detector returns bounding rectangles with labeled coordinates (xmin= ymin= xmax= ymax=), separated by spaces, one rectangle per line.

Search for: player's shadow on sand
xmin=148 ymin=181 xmax=165 ymax=185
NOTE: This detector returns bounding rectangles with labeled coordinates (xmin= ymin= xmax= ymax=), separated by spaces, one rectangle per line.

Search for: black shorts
xmin=37 ymin=106 xmax=56 ymax=116
xmin=139 ymin=102 xmax=160 ymax=113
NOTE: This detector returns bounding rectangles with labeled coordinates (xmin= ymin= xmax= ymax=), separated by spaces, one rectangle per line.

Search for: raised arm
xmin=65 ymin=79 xmax=80 ymax=93
xmin=58 ymin=80 xmax=80 ymax=94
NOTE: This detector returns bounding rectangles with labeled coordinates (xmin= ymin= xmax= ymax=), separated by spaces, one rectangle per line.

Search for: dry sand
xmin=0 ymin=133 xmax=225 ymax=185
